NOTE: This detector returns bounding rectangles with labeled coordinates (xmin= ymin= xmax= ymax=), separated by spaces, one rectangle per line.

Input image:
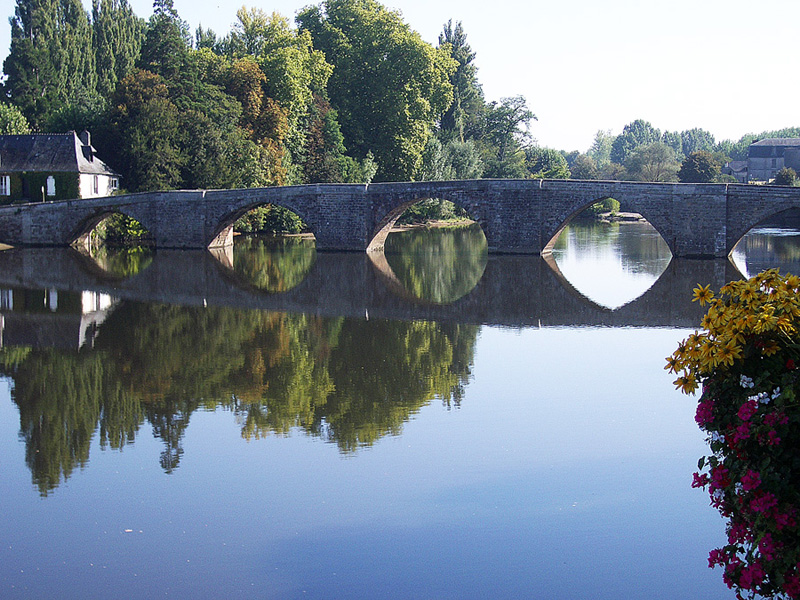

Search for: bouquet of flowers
xmin=668 ymin=269 xmax=800 ymax=599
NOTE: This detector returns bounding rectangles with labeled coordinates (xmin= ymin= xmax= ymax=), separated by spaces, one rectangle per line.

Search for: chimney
xmin=78 ymin=130 xmax=91 ymax=147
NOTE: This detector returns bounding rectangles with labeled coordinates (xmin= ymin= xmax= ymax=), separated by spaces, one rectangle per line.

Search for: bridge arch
xmin=206 ymin=194 xmax=318 ymax=250
xmin=366 ymin=189 xmax=487 ymax=252
xmin=727 ymin=203 xmax=800 ymax=257
xmin=541 ymin=190 xmax=676 ymax=257
xmin=69 ymin=208 xmax=155 ymax=251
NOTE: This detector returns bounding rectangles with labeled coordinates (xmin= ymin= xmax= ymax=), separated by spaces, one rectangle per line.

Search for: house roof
xmin=0 ymin=131 xmax=119 ymax=176
xmin=750 ymin=138 xmax=800 ymax=147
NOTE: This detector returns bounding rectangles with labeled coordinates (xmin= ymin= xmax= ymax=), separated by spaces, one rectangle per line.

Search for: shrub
xmin=667 ymin=270 xmax=800 ymax=599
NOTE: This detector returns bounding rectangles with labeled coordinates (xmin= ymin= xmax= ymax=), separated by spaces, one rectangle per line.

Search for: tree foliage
xmin=678 ymin=151 xmax=721 ymax=183
xmin=297 ymin=0 xmax=456 ymax=181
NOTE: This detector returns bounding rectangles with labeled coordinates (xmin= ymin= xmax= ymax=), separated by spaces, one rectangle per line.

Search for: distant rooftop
xmin=750 ymin=138 xmax=800 ymax=147
xmin=0 ymin=131 xmax=118 ymax=176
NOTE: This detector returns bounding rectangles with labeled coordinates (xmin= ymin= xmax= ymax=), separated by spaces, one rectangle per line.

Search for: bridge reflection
xmin=0 ymin=245 xmax=743 ymax=331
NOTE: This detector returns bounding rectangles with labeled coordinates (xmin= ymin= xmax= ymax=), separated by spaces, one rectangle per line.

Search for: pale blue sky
xmin=1 ymin=0 xmax=798 ymax=151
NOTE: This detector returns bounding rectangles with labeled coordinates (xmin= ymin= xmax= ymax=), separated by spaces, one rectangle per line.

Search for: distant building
xmin=747 ymin=138 xmax=800 ymax=183
xmin=721 ymin=160 xmax=748 ymax=184
xmin=0 ymin=130 xmax=119 ymax=203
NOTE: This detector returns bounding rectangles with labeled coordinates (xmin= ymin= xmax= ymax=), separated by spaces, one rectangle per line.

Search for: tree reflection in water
xmin=232 ymin=235 xmax=316 ymax=292
xmin=383 ymin=224 xmax=487 ymax=304
xmin=0 ymin=303 xmax=478 ymax=495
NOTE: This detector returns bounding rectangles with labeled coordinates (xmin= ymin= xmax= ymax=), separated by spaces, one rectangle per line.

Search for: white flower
xmin=712 ymin=489 xmax=725 ymax=501
xmin=740 ymin=375 xmax=755 ymax=389
xmin=772 ymin=387 xmax=782 ymax=400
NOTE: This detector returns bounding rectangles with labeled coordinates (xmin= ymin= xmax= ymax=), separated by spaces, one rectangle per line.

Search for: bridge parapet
xmin=0 ymin=180 xmax=798 ymax=256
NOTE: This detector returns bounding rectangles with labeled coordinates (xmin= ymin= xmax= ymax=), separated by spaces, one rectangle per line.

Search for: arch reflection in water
xmin=382 ymin=224 xmax=487 ymax=304
xmin=0 ymin=301 xmax=478 ymax=495
xmin=85 ymin=245 xmax=154 ymax=279
xmin=231 ymin=235 xmax=316 ymax=292
xmin=549 ymin=220 xmax=672 ymax=309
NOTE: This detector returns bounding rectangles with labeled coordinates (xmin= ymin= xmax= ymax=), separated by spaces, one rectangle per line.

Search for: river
xmin=0 ymin=220 xmax=795 ymax=599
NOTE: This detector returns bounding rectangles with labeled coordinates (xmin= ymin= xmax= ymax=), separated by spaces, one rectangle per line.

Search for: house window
xmin=46 ymin=176 xmax=55 ymax=197
xmin=110 ymin=177 xmax=119 ymax=191
xmin=93 ymin=175 xmax=99 ymax=195
xmin=0 ymin=176 xmax=9 ymax=196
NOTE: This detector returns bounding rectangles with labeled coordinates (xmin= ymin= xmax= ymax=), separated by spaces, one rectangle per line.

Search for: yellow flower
xmin=692 ymin=284 xmax=714 ymax=306
xmin=664 ymin=355 xmax=680 ymax=373
xmin=674 ymin=373 xmax=698 ymax=394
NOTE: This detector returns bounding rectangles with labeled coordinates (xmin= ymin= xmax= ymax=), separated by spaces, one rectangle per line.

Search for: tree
xmin=109 ymin=70 xmax=184 ymax=191
xmin=569 ymin=153 xmax=599 ymax=180
xmin=678 ymin=151 xmax=721 ymax=183
xmin=437 ymin=20 xmax=483 ymax=143
xmin=589 ymin=129 xmax=613 ymax=167
xmin=138 ymin=0 xmax=190 ymax=83
xmin=297 ymin=0 xmax=456 ymax=180
xmin=610 ymin=119 xmax=661 ymax=165
xmin=4 ymin=0 xmax=96 ymax=128
xmin=0 ymin=102 xmax=31 ymax=134
xmin=92 ymin=0 xmax=145 ymax=98
xmin=624 ymin=141 xmax=679 ymax=182
xmin=680 ymin=128 xmax=715 ymax=156
xmin=773 ymin=167 xmax=798 ymax=187
xmin=525 ymin=146 xmax=570 ymax=179
xmin=480 ymin=95 xmax=534 ymax=178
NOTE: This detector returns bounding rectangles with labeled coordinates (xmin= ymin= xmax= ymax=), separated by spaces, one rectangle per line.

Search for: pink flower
xmin=775 ymin=511 xmax=797 ymax=531
xmin=708 ymin=548 xmax=727 ymax=568
xmin=739 ymin=561 xmax=766 ymax=590
xmin=732 ymin=422 xmax=751 ymax=443
xmin=741 ymin=470 xmax=761 ymax=491
xmin=784 ymin=574 xmax=800 ymax=598
xmin=758 ymin=533 xmax=777 ymax=562
xmin=696 ymin=400 xmax=714 ymax=426
xmin=738 ymin=399 xmax=759 ymax=421
xmin=692 ymin=472 xmax=709 ymax=488
xmin=750 ymin=491 xmax=779 ymax=514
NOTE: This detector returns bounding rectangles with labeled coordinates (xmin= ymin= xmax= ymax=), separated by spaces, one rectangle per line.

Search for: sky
xmin=0 ymin=0 xmax=798 ymax=152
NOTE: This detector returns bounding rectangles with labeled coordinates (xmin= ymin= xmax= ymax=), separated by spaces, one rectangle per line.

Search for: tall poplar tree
xmin=92 ymin=0 xmax=145 ymax=98
xmin=438 ymin=20 xmax=483 ymax=143
xmin=4 ymin=0 xmax=95 ymax=128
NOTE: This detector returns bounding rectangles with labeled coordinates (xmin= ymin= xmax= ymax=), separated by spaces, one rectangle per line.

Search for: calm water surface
xmin=2 ymin=221 xmax=795 ymax=599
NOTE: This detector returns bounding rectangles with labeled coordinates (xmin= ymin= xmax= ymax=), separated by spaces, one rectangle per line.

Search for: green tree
xmin=480 ymin=95 xmax=534 ymax=178
xmin=0 ymin=102 xmax=31 ymax=133
xmin=4 ymin=0 xmax=96 ymax=128
xmin=92 ymin=0 xmax=145 ymax=98
xmin=525 ymin=146 xmax=570 ymax=179
xmin=624 ymin=141 xmax=679 ymax=182
xmin=298 ymin=0 xmax=456 ymax=180
xmin=109 ymin=69 xmax=184 ymax=191
xmin=137 ymin=0 xmax=190 ymax=82
xmin=678 ymin=151 xmax=721 ymax=183
xmin=589 ymin=129 xmax=613 ymax=167
xmin=437 ymin=20 xmax=483 ymax=143
xmin=569 ymin=153 xmax=599 ymax=180
xmin=610 ymin=119 xmax=661 ymax=165
xmin=773 ymin=167 xmax=798 ymax=187
xmin=680 ymin=128 xmax=716 ymax=156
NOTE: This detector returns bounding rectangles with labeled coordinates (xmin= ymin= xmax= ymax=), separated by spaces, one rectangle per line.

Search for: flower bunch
xmin=667 ymin=269 xmax=800 ymax=599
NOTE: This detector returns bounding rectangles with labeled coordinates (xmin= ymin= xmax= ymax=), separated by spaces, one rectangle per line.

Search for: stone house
xmin=747 ymin=138 xmax=800 ymax=183
xmin=0 ymin=130 xmax=119 ymax=203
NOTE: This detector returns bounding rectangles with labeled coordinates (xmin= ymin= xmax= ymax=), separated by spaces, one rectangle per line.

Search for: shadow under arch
xmin=366 ymin=191 xmax=487 ymax=252
xmin=209 ymin=200 xmax=317 ymax=250
xmin=69 ymin=209 xmax=154 ymax=252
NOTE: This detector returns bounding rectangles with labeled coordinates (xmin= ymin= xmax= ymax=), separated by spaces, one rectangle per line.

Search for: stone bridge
xmin=0 ymin=180 xmax=798 ymax=257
